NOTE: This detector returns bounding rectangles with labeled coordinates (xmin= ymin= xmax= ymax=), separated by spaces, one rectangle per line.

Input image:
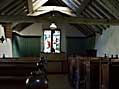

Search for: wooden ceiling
xmin=0 ymin=0 xmax=119 ymax=36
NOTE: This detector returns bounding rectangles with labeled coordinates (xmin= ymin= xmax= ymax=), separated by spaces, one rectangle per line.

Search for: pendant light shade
xmin=49 ymin=23 xmax=57 ymax=29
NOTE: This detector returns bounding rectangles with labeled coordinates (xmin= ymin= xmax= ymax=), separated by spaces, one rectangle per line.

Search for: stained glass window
xmin=44 ymin=30 xmax=51 ymax=53
xmin=53 ymin=31 xmax=60 ymax=53
xmin=43 ymin=30 xmax=60 ymax=53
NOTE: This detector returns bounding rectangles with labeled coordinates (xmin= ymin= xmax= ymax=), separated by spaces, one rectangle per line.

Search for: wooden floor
xmin=48 ymin=74 xmax=72 ymax=89
xmin=0 ymin=74 xmax=72 ymax=89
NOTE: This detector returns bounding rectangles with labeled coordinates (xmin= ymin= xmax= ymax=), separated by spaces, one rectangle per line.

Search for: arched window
xmin=43 ymin=29 xmax=61 ymax=53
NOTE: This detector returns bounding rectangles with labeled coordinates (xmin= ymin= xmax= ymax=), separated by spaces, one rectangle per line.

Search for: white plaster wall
xmin=20 ymin=23 xmax=84 ymax=52
xmin=95 ymin=26 xmax=119 ymax=57
xmin=21 ymin=23 xmax=43 ymax=36
xmin=0 ymin=25 xmax=5 ymax=38
xmin=0 ymin=25 xmax=12 ymax=58
xmin=0 ymin=39 xmax=13 ymax=58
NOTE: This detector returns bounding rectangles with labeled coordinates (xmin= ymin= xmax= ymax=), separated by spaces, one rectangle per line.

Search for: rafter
xmin=95 ymin=0 xmax=117 ymax=19
xmin=7 ymin=2 xmax=26 ymax=15
xmin=76 ymin=0 xmax=91 ymax=15
xmin=0 ymin=0 xmax=15 ymax=12
xmin=99 ymin=0 xmax=119 ymax=16
xmin=108 ymin=0 xmax=119 ymax=13
xmin=82 ymin=11 xmax=105 ymax=33
xmin=2 ymin=0 xmax=23 ymax=15
xmin=91 ymin=2 xmax=111 ymax=19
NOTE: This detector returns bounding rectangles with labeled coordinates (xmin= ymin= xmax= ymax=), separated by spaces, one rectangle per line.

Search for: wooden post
xmin=85 ymin=57 xmax=90 ymax=89
xmin=76 ymin=56 xmax=80 ymax=89
xmin=99 ymin=58 xmax=102 ymax=89
xmin=3 ymin=23 xmax=12 ymax=39
xmin=99 ymin=58 xmax=109 ymax=89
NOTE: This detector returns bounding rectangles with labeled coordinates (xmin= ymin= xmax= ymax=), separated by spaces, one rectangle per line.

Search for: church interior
xmin=0 ymin=0 xmax=119 ymax=89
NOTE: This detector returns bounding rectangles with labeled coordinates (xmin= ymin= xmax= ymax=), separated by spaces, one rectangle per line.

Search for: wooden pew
xmin=109 ymin=59 xmax=119 ymax=89
xmin=0 ymin=58 xmax=38 ymax=84
xmin=0 ymin=57 xmax=68 ymax=78
xmin=68 ymin=56 xmax=110 ymax=89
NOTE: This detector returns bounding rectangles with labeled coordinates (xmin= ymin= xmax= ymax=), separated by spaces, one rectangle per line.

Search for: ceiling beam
xmin=27 ymin=0 xmax=33 ymax=13
xmin=0 ymin=15 xmax=119 ymax=25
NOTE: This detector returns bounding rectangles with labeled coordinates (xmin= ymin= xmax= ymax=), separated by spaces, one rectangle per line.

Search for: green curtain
xmin=12 ymin=34 xmax=41 ymax=57
xmin=66 ymin=36 xmax=95 ymax=55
